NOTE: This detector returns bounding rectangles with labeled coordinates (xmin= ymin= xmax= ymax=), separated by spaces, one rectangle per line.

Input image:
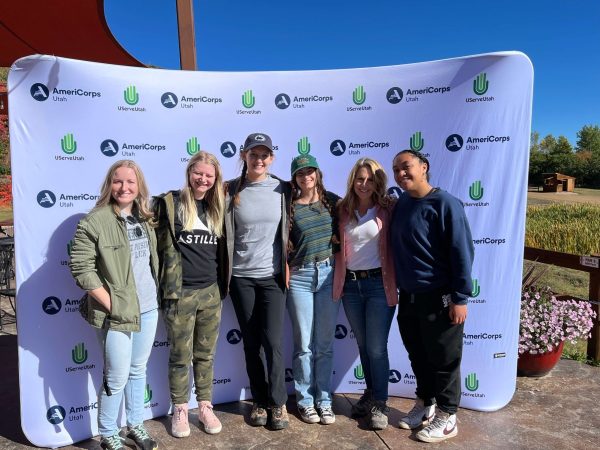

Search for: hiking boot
xmin=171 ymin=404 xmax=190 ymax=438
xmin=416 ymin=409 xmax=458 ymax=443
xmin=249 ymin=403 xmax=268 ymax=427
xmin=198 ymin=401 xmax=222 ymax=434
xmin=298 ymin=405 xmax=320 ymax=424
xmin=398 ymin=398 xmax=435 ymax=430
xmin=100 ymin=434 xmax=124 ymax=450
xmin=270 ymin=405 xmax=289 ymax=430
xmin=124 ymin=424 xmax=158 ymax=450
xmin=317 ymin=405 xmax=336 ymax=425
xmin=369 ymin=401 xmax=389 ymax=430
xmin=351 ymin=388 xmax=373 ymax=417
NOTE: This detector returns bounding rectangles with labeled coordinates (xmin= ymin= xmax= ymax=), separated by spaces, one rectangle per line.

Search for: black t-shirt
xmin=174 ymin=200 xmax=218 ymax=289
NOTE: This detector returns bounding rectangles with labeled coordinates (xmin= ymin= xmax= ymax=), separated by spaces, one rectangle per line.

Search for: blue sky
xmin=105 ymin=0 xmax=599 ymax=146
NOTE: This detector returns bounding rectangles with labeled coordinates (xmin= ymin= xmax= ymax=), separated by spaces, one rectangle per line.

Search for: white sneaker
xmin=398 ymin=398 xmax=435 ymax=430
xmin=416 ymin=409 xmax=458 ymax=443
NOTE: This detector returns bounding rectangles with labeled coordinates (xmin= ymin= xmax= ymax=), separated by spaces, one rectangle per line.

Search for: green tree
xmin=576 ymin=125 xmax=600 ymax=155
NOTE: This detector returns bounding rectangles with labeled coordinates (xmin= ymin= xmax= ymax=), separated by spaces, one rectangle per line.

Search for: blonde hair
xmin=178 ymin=151 xmax=225 ymax=237
xmin=95 ymin=159 xmax=153 ymax=220
xmin=339 ymin=158 xmax=390 ymax=221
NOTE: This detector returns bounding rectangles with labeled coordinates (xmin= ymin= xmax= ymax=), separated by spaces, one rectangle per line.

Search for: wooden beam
xmin=176 ymin=0 xmax=197 ymax=70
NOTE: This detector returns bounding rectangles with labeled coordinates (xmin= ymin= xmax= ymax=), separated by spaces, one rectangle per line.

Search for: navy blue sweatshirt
xmin=390 ymin=189 xmax=474 ymax=305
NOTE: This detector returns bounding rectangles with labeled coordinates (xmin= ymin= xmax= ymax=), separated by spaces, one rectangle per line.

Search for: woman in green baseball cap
xmin=286 ymin=153 xmax=341 ymax=425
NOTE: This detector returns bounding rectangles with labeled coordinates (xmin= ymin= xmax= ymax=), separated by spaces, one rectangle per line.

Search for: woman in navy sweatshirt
xmin=389 ymin=150 xmax=474 ymax=444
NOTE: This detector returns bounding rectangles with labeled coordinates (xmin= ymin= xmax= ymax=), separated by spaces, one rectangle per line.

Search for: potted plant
xmin=518 ymin=265 xmax=597 ymax=377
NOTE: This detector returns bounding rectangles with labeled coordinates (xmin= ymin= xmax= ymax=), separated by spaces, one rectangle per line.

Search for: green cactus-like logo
xmin=352 ymin=85 xmax=366 ymax=105
xmin=71 ymin=342 xmax=88 ymax=364
xmin=473 ymin=73 xmax=489 ymax=96
xmin=242 ymin=90 xmax=255 ymax=108
xmin=144 ymin=384 xmax=152 ymax=403
xmin=354 ymin=364 xmax=365 ymax=380
xmin=465 ymin=373 xmax=479 ymax=392
xmin=186 ymin=137 xmax=200 ymax=156
xmin=61 ymin=133 xmax=77 ymax=154
xmin=297 ymin=137 xmax=311 ymax=155
xmin=469 ymin=180 xmax=484 ymax=201
xmin=124 ymin=85 xmax=139 ymax=105
xmin=410 ymin=131 xmax=424 ymax=152
xmin=471 ymin=279 xmax=480 ymax=298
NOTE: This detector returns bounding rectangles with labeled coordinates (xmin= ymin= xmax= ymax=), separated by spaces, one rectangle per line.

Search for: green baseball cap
xmin=291 ymin=154 xmax=319 ymax=177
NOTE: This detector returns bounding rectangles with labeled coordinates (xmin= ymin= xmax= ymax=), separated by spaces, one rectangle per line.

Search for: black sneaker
xmin=270 ymin=405 xmax=289 ymax=430
xmin=369 ymin=401 xmax=389 ymax=430
xmin=249 ymin=403 xmax=268 ymax=426
xmin=351 ymin=388 xmax=373 ymax=417
xmin=100 ymin=434 xmax=124 ymax=450
xmin=124 ymin=424 xmax=158 ymax=450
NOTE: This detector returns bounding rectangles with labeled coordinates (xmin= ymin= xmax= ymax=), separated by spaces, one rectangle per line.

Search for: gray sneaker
xmin=398 ymin=398 xmax=435 ymax=430
xmin=317 ymin=405 xmax=336 ymax=425
xmin=369 ymin=401 xmax=389 ymax=430
xmin=100 ymin=434 xmax=124 ymax=450
xmin=351 ymin=388 xmax=373 ymax=417
xmin=298 ymin=405 xmax=320 ymax=424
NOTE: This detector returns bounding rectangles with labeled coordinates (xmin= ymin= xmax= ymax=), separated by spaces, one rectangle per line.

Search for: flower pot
xmin=517 ymin=341 xmax=564 ymax=377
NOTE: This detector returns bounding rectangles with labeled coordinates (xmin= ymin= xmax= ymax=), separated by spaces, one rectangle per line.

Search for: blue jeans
xmin=287 ymin=259 xmax=340 ymax=408
xmin=96 ymin=308 xmax=158 ymax=437
xmin=342 ymin=274 xmax=396 ymax=402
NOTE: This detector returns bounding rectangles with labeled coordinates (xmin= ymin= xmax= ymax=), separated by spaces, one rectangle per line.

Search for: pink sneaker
xmin=198 ymin=401 xmax=222 ymax=434
xmin=171 ymin=403 xmax=190 ymax=438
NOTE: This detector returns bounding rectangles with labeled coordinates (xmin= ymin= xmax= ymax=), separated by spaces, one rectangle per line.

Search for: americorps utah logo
xmin=100 ymin=139 xmax=119 ymax=157
xmin=334 ymin=324 xmax=348 ymax=339
xmin=348 ymin=85 xmax=372 ymax=112
xmin=226 ymin=329 xmax=242 ymax=344
xmin=161 ymin=92 xmax=178 ymax=108
xmin=386 ymin=87 xmax=403 ymax=104
xmin=238 ymin=89 xmax=261 ymax=115
xmin=47 ymin=401 xmax=98 ymax=424
xmin=119 ymin=85 xmax=146 ymax=112
xmin=42 ymin=295 xmax=87 ymax=315
xmin=389 ymin=369 xmax=401 ymax=383
xmin=445 ymin=134 xmax=464 ymax=152
xmin=346 ymin=138 xmax=390 ymax=156
xmin=448 ymin=133 xmax=510 ymax=152
xmin=46 ymin=405 xmax=66 ymax=424
xmin=330 ymin=139 xmax=346 ymax=156
xmin=163 ymin=91 xmax=222 ymax=109
xmin=220 ymin=141 xmax=237 ymax=158
xmin=275 ymin=92 xmax=334 ymax=110
xmin=37 ymin=190 xmax=56 ymax=208
xmin=387 ymin=187 xmax=402 ymax=199
xmin=37 ymin=189 xmax=99 ymax=209
xmin=403 ymin=84 xmax=450 ymax=102
xmin=466 ymin=72 xmax=495 ymax=103
xmin=30 ymin=82 xmax=101 ymax=102
xmin=285 ymin=368 xmax=294 ymax=383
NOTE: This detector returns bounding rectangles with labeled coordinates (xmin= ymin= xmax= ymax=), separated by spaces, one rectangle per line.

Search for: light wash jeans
xmin=287 ymin=258 xmax=340 ymax=408
xmin=342 ymin=274 xmax=396 ymax=402
xmin=96 ymin=308 xmax=158 ymax=437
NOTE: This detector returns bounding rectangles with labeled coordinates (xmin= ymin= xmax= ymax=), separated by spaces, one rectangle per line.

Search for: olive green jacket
xmin=153 ymin=191 xmax=228 ymax=304
xmin=69 ymin=205 xmax=159 ymax=332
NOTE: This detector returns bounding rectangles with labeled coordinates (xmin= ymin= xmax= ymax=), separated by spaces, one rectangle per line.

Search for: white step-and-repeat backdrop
xmin=9 ymin=52 xmax=532 ymax=447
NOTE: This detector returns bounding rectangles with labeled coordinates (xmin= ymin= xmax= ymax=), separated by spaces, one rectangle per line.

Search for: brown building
xmin=543 ymin=173 xmax=576 ymax=192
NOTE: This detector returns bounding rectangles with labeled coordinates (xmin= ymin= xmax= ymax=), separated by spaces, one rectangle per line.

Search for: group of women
xmin=69 ymin=132 xmax=473 ymax=450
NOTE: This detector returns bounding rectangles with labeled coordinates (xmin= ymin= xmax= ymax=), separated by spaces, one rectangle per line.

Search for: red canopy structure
xmin=0 ymin=0 xmax=143 ymax=68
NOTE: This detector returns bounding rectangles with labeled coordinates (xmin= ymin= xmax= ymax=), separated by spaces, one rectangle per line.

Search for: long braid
xmin=232 ymin=161 xmax=247 ymax=207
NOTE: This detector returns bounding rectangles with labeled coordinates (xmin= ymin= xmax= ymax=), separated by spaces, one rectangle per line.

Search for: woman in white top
xmin=332 ymin=158 xmax=397 ymax=430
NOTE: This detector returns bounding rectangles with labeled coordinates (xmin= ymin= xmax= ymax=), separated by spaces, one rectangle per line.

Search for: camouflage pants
xmin=163 ymin=282 xmax=222 ymax=404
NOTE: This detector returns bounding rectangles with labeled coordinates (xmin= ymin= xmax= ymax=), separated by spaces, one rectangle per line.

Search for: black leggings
xmin=229 ymin=275 xmax=287 ymax=407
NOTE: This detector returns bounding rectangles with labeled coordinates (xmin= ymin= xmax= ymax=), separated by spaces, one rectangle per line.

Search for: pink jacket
xmin=333 ymin=205 xmax=398 ymax=306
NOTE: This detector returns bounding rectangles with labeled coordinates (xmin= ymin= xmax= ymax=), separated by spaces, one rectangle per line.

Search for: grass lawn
xmin=0 ymin=205 xmax=12 ymax=224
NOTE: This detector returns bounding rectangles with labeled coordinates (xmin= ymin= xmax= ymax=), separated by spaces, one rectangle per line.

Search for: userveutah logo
xmin=466 ymin=73 xmax=495 ymax=103
xmin=119 ymin=85 xmax=146 ymax=112
xmin=238 ymin=90 xmax=261 ymax=115
xmin=348 ymin=85 xmax=372 ymax=111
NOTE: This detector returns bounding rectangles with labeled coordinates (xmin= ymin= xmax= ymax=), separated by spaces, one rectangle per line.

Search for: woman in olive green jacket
xmin=70 ymin=160 xmax=159 ymax=450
